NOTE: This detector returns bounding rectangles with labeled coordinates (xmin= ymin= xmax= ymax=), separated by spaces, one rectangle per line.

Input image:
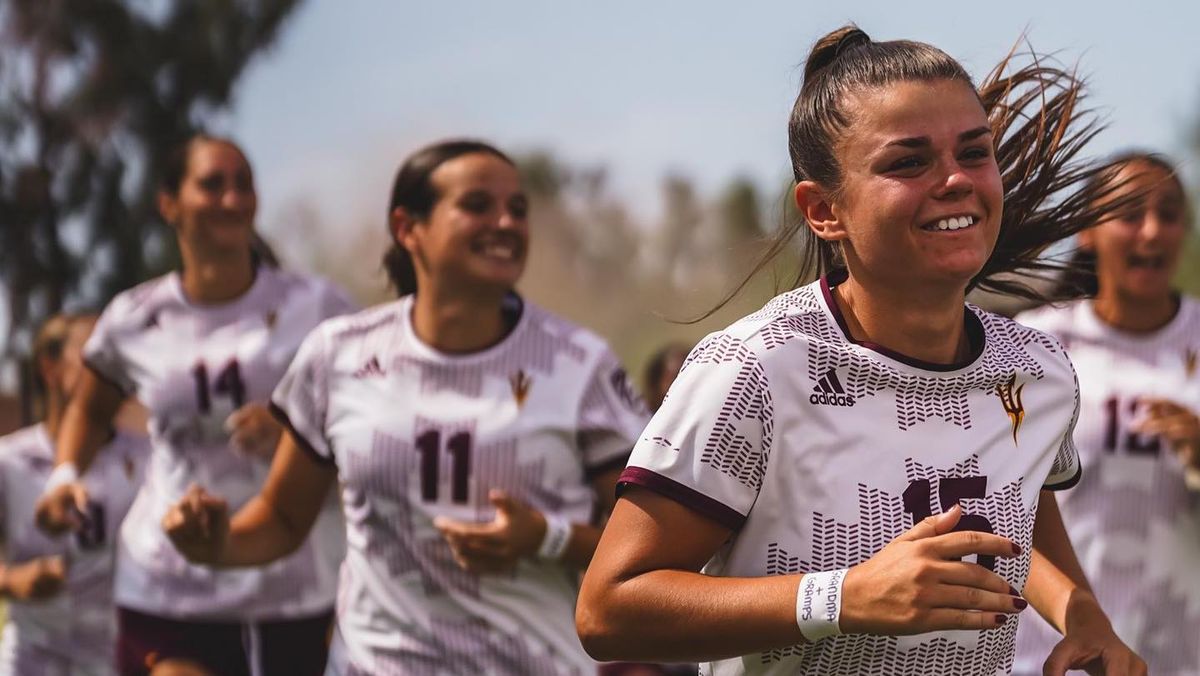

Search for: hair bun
xmin=803 ymin=25 xmax=872 ymax=83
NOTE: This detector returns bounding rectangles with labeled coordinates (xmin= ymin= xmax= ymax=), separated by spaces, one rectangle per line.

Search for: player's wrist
xmin=43 ymin=462 xmax=79 ymax=496
xmin=536 ymin=513 xmax=572 ymax=561
xmin=795 ymin=568 xmax=849 ymax=642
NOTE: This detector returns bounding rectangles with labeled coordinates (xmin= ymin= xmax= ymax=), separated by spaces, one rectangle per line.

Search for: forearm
xmin=1026 ymin=491 xmax=1108 ymax=635
xmin=578 ymin=569 xmax=803 ymax=662
xmin=219 ymin=495 xmax=310 ymax=567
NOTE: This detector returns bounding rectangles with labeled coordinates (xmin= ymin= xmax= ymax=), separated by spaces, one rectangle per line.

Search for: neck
xmin=179 ymin=246 xmax=256 ymax=304
xmin=1092 ymin=286 xmax=1178 ymax=333
xmin=410 ymin=283 xmax=510 ymax=354
xmin=834 ymin=271 xmax=970 ymax=365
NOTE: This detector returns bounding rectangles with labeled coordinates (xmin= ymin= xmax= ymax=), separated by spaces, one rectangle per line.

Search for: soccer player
xmin=160 ymin=139 xmax=649 ymax=675
xmin=34 ymin=135 xmax=354 ymax=676
xmin=1013 ymin=152 xmax=1200 ymax=674
xmin=575 ymin=26 xmax=1146 ymax=676
xmin=0 ymin=313 xmax=148 ymax=675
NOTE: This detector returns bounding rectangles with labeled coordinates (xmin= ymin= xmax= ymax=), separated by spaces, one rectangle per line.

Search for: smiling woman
xmin=35 ymin=134 xmax=356 ymax=676
xmin=575 ymin=24 xmax=1146 ymax=676
xmin=158 ymin=139 xmax=650 ymax=675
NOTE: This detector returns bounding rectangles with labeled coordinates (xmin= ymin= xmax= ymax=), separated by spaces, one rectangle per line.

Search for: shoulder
xmin=977 ymin=306 xmax=1075 ymax=378
xmin=1014 ymin=301 xmax=1080 ymax=337
xmin=1177 ymin=294 xmax=1200 ymax=330
xmin=517 ymin=301 xmax=613 ymax=367
xmin=0 ymin=425 xmax=50 ymax=468
xmin=97 ymin=273 xmax=177 ymax=332
xmin=265 ymin=269 xmax=353 ymax=306
xmin=689 ymin=283 xmax=831 ymax=370
xmin=314 ymin=301 xmax=405 ymax=352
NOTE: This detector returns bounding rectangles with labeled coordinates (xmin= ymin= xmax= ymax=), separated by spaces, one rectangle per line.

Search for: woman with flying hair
xmin=577 ymin=25 xmax=1145 ymax=676
xmin=1013 ymin=151 xmax=1200 ymax=674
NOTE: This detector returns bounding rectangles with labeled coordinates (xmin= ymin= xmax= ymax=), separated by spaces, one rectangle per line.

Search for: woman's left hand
xmin=1043 ymin=614 xmax=1146 ymax=676
xmin=1136 ymin=398 xmax=1200 ymax=470
xmin=225 ymin=404 xmax=283 ymax=460
xmin=434 ymin=490 xmax=548 ymax=574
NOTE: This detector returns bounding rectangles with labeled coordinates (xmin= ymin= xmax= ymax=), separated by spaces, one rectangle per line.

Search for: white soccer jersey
xmin=621 ymin=272 xmax=1082 ymax=676
xmin=0 ymin=424 xmax=148 ymax=674
xmin=1013 ymin=297 xmax=1200 ymax=675
xmin=271 ymin=295 xmax=648 ymax=676
xmin=83 ymin=267 xmax=354 ymax=620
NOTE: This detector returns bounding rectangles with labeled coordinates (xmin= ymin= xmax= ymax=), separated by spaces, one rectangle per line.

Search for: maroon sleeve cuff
xmin=617 ymin=467 xmax=746 ymax=532
xmin=1044 ymin=463 xmax=1082 ymax=491
xmin=268 ymin=401 xmax=337 ymax=469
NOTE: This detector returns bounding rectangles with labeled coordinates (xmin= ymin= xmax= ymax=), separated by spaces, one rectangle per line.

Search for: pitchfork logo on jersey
xmin=265 ymin=310 xmax=278 ymax=330
xmin=810 ymin=368 xmax=855 ymax=407
xmin=1186 ymin=348 xmax=1197 ymax=377
xmin=510 ymin=370 xmax=532 ymax=407
xmin=995 ymin=373 xmax=1025 ymax=444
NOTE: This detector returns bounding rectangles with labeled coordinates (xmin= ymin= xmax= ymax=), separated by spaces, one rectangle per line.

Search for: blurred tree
xmin=0 ymin=0 xmax=303 ymax=374
xmin=718 ymin=176 xmax=762 ymax=242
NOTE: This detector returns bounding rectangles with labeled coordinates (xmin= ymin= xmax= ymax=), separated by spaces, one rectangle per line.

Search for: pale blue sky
xmin=225 ymin=1 xmax=1200 ymax=240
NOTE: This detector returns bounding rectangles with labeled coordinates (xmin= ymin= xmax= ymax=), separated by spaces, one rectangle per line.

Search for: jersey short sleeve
xmin=1044 ymin=360 xmax=1083 ymax=490
xmin=576 ymin=349 xmax=650 ymax=477
xmin=270 ymin=325 xmax=334 ymax=464
xmin=619 ymin=332 xmax=771 ymax=531
xmin=82 ymin=295 xmax=137 ymax=395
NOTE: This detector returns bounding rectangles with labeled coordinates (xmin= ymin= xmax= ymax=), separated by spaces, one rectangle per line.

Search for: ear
xmin=157 ymin=190 xmax=179 ymax=227
xmin=389 ymin=206 xmax=420 ymax=251
xmin=794 ymin=181 xmax=847 ymax=243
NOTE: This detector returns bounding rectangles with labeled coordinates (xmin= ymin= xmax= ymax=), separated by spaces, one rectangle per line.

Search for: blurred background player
xmin=0 ymin=313 xmax=149 ymax=675
xmin=160 ymin=138 xmax=649 ymax=675
xmin=577 ymin=26 xmax=1145 ymax=676
xmin=1013 ymin=152 xmax=1200 ymax=674
xmin=34 ymin=134 xmax=355 ymax=676
xmin=640 ymin=342 xmax=691 ymax=413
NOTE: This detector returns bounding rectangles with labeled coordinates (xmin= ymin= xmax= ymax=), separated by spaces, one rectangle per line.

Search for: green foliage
xmin=0 ymin=0 xmax=303 ymax=359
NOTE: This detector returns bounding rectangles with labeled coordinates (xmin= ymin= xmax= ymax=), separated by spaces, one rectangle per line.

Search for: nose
xmin=496 ymin=206 xmax=523 ymax=230
xmin=936 ymin=160 xmax=975 ymax=200
xmin=1138 ymin=211 xmax=1166 ymax=243
xmin=221 ymin=185 xmax=254 ymax=212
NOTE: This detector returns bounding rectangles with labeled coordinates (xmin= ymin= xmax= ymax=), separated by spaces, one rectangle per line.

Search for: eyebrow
xmin=886 ymin=126 xmax=993 ymax=148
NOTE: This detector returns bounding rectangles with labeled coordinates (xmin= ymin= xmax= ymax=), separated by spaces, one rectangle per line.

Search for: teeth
xmin=933 ymin=216 xmax=975 ymax=231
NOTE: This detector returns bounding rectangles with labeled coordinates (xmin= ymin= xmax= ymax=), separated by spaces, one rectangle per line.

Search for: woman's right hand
xmin=34 ymin=482 xmax=90 ymax=535
xmin=162 ymin=484 xmax=230 ymax=566
xmin=0 ymin=556 xmax=68 ymax=601
xmin=840 ymin=505 xmax=1027 ymax=635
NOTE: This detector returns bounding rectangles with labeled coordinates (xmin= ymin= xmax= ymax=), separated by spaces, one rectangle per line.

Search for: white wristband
xmin=536 ymin=514 xmax=572 ymax=561
xmin=44 ymin=462 xmax=80 ymax=495
xmin=796 ymin=568 xmax=848 ymax=642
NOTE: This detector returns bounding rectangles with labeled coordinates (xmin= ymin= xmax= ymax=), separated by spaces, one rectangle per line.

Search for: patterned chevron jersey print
xmin=621 ymin=270 xmax=1082 ymax=676
xmin=84 ymin=266 xmax=355 ymax=620
xmin=1013 ymin=298 xmax=1200 ymax=675
xmin=271 ymin=295 xmax=648 ymax=676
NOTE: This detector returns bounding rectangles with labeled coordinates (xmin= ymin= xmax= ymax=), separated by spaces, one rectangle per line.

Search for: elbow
xmin=575 ymin=587 xmax=625 ymax=661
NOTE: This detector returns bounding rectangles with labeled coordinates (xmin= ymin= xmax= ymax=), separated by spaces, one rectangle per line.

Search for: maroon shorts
xmin=116 ymin=606 xmax=334 ymax=676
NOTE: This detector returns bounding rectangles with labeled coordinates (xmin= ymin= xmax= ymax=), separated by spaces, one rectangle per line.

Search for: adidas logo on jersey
xmin=810 ymin=368 xmax=855 ymax=407
xmin=353 ymin=356 xmax=385 ymax=378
